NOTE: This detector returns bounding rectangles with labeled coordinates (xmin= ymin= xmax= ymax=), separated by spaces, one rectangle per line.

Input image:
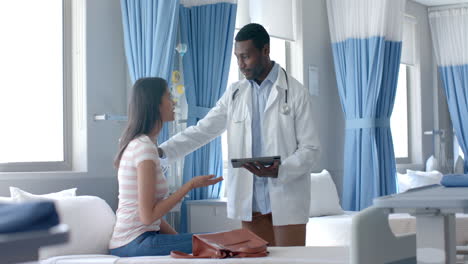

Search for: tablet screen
xmin=231 ymin=156 xmax=281 ymax=169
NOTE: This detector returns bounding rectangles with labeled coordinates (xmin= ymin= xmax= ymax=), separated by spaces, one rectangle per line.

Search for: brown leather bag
xmin=170 ymin=229 xmax=269 ymax=259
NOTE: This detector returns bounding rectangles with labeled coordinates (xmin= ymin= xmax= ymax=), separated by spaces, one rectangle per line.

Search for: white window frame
xmin=0 ymin=0 xmax=73 ymax=172
xmin=395 ymin=14 xmax=422 ymax=166
xmin=395 ymin=58 xmax=422 ymax=167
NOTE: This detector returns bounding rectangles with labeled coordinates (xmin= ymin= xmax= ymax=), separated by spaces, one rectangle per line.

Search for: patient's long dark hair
xmin=114 ymin=77 xmax=168 ymax=168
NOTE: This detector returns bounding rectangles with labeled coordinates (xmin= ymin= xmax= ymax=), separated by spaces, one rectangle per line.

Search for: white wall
xmin=0 ymin=0 xmax=127 ymax=210
xmin=299 ymin=0 xmax=345 ymax=193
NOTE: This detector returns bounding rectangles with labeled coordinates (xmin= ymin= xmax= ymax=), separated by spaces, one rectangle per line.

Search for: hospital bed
xmin=41 ymin=247 xmax=349 ymax=264
xmin=306 ymin=211 xmax=468 ymax=247
xmin=37 ymin=206 xmax=416 ymax=264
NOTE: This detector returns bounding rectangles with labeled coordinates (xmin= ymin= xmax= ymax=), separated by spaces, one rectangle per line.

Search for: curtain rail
xmin=429 ymin=3 xmax=468 ymax=12
xmin=93 ymin=114 xmax=127 ymax=121
xmin=93 ymin=114 xmax=187 ymax=123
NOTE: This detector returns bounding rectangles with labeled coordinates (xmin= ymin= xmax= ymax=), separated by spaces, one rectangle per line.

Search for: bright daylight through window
xmin=0 ymin=1 xmax=65 ymax=166
xmin=391 ymin=65 xmax=409 ymax=159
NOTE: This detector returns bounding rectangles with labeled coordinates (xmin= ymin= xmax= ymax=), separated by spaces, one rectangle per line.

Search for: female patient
xmin=109 ymin=77 xmax=223 ymax=257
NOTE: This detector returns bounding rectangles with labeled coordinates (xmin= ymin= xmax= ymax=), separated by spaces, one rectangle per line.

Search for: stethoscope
xmin=232 ymin=67 xmax=290 ymax=115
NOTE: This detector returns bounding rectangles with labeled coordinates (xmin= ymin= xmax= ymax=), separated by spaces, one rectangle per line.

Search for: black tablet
xmin=231 ymin=156 xmax=281 ymax=168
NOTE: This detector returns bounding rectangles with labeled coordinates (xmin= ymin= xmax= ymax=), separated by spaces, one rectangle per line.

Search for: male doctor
xmin=159 ymin=23 xmax=320 ymax=246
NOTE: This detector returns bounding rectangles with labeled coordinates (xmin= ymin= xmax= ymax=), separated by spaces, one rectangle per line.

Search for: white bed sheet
xmin=306 ymin=211 xmax=357 ymax=246
xmin=306 ymin=211 xmax=468 ymax=247
xmin=41 ymin=255 xmax=118 ymax=264
xmin=41 ymin=247 xmax=349 ymax=264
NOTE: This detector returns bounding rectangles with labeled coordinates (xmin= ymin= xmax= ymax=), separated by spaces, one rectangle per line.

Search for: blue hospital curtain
xmin=429 ymin=7 xmax=468 ymax=173
xmin=327 ymin=0 xmax=405 ymax=210
xmin=178 ymin=1 xmax=236 ymax=231
xmin=120 ymin=0 xmax=179 ymax=143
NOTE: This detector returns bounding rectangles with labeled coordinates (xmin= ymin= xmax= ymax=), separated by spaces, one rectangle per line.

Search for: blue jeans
xmin=110 ymin=231 xmax=193 ymax=257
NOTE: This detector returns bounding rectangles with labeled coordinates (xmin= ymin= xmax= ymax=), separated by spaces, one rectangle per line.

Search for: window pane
xmin=270 ymin=37 xmax=286 ymax=70
xmin=391 ymin=65 xmax=409 ymax=159
xmin=0 ymin=0 xmax=64 ymax=163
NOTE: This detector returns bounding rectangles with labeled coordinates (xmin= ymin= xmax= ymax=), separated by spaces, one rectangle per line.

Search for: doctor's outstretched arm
xmin=159 ymin=89 xmax=230 ymax=163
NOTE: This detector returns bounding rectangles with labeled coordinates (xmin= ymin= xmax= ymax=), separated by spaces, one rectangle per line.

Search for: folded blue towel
xmin=440 ymin=174 xmax=468 ymax=187
xmin=0 ymin=201 xmax=59 ymax=234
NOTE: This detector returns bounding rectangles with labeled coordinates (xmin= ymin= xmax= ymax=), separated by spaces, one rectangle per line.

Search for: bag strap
xmin=231 ymin=250 xmax=269 ymax=258
xmin=171 ymin=249 xmax=268 ymax=259
xmin=170 ymin=250 xmax=228 ymax=259
xmin=236 ymin=245 xmax=267 ymax=254
xmin=170 ymin=251 xmax=200 ymax=258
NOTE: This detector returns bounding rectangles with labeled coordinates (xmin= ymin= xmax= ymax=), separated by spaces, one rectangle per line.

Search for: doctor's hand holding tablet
xmin=231 ymin=156 xmax=281 ymax=178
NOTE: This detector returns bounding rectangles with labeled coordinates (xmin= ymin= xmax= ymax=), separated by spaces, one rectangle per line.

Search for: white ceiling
xmin=412 ymin=0 xmax=468 ymax=6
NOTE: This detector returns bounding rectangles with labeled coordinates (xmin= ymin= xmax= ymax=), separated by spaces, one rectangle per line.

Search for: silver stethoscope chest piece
xmin=281 ymin=102 xmax=290 ymax=115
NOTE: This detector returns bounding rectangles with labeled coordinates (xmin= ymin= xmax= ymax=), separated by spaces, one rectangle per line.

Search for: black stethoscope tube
xmin=232 ymin=68 xmax=290 ymax=115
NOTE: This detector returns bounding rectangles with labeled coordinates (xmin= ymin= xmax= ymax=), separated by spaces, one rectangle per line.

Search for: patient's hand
xmin=243 ymin=160 xmax=279 ymax=178
xmin=189 ymin=174 xmax=223 ymax=189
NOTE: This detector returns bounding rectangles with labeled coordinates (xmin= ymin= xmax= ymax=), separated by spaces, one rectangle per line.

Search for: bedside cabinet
xmin=185 ymin=199 xmax=241 ymax=233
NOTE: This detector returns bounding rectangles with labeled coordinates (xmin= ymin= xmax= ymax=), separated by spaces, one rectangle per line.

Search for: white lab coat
xmin=160 ymin=68 xmax=320 ymax=226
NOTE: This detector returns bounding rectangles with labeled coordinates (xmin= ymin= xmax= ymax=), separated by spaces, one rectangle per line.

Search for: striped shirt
xmin=109 ymin=135 xmax=169 ymax=249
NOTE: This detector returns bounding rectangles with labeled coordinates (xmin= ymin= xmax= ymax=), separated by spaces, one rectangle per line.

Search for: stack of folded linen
xmin=0 ymin=201 xmax=59 ymax=234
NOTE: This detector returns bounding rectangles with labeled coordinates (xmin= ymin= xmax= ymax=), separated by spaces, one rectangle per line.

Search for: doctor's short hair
xmin=235 ymin=23 xmax=270 ymax=51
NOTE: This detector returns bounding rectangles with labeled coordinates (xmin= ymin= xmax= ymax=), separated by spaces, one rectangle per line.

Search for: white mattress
xmin=306 ymin=211 xmax=468 ymax=247
xmin=41 ymin=247 xmax=349 ymax=264
xmin=306 ymin=211 xmax=357 ymax=246
xmin=41 ymin=255 xmax=118 ymax=264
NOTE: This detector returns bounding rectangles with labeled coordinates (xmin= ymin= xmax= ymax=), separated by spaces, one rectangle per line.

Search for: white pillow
xmin=425 ymin=155 xmax=439 ymax=172
xmin=10 ymin=187 xmax=77 ymax=202
xmin=455 ymin=155 xmax=465 ymax=174
xmin=8 ymin=188 xmax=116 ymax=259
xmin=38 ymin=196 xmax=116 ymax=259
xmin=0 ymin=196 xmax=13 ymax=203
xmin=310 ymin=170 xmax=344 ymax=217
xmin=396 ymin=172 xmax=411 ymax=193
xmin=405 ymin=169 xmax=443 ymax=189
